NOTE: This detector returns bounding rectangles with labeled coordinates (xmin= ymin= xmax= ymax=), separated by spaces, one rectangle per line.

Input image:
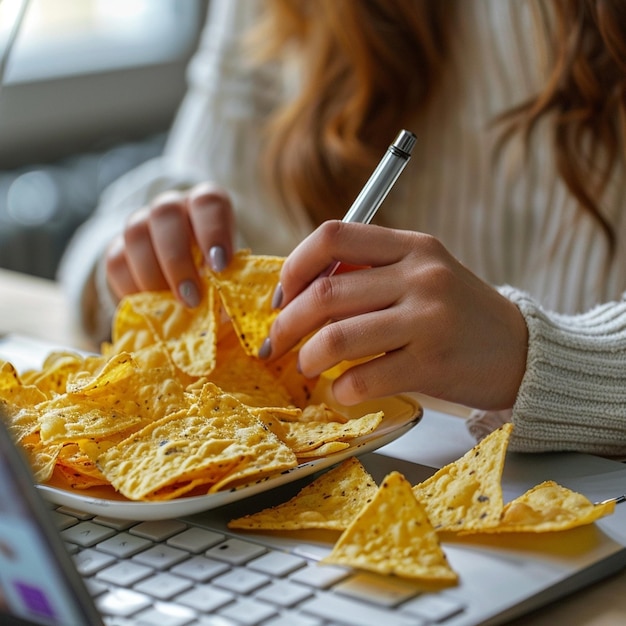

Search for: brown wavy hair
xmin=255 ymin=0 xmax=626 ymax=251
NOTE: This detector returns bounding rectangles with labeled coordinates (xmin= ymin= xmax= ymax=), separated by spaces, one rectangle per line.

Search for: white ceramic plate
xmin=0 ymin=334 xmax=422 ymax=521
xmin=37 ymin=392 xmax=422 ymax=520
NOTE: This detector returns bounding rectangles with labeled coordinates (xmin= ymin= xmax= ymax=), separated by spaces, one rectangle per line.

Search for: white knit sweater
xmin=58 ymin=0 xmax=626 ymax=455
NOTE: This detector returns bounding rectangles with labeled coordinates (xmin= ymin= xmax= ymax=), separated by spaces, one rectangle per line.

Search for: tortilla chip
xmin=38 ymin=352 xmax=187 ymax=443
xmin=467 ymin=480 xmax=616 ymax=534
xmin=97 ymin=383 xmax=297 ymax=500
xmin=228 ymin=457 xmax=377 ymax=531
xmin=265 ymin=348 xmax=319 ymax=408
xmin=209 ymin=250 xmax=283 ymax=356
xmin=0 ymin=361 xmax=47 ymax=410
xmin=412 ymin=424 xmax=512 ymax=532
xmin=207 ymin=335 xmax=293 ymax=408
xmin=20 ymin=435 xmax=63 ymax=483
xmin=0 ymin=403 xmax=41 ymax=443
xmin=323 ymin=471 xmax=458 ymax=583
xmin=278 ymin=411 xmax=384 ymax=454
xmin=296 ymin=441 xmax=350 ymax=458
xmin=111 ymin=286 xmax=219 ymax=377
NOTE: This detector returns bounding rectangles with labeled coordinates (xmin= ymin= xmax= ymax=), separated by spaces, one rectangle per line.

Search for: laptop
xmin=1 ymin=337 xmax=626 ymax=626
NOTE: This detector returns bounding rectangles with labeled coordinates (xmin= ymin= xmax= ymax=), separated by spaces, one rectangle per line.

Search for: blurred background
xmin=0 ymin=0 xmax=208 ymax=278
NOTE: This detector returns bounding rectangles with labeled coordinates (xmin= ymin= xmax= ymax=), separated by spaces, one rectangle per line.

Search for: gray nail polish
xmin=208 ymin=245 xmax=227 ymax=272
xmin=178 ymin=280 xmax=200 ymax=308
xmin=271 ymin=283 xmax=283 ymax=309
xmin=258 ymin=337 xmax=272 ymax=359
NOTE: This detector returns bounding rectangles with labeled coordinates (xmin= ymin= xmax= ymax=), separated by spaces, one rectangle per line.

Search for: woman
xmin=59 ymin=0 xmax=626 ymax=455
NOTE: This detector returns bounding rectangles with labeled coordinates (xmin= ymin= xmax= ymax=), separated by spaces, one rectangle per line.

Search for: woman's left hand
xmin=265 ymin=221 xmax=528 ymax=410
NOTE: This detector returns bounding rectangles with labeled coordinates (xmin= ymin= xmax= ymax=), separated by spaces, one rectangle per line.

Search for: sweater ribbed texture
xmin=503 ymin=286 xmax=626 ymax=455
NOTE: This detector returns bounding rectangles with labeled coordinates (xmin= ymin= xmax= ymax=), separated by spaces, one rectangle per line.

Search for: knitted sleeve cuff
xmin=499 ymin=285 xmax=626 ymax=456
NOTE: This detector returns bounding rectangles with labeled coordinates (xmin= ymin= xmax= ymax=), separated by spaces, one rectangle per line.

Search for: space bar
xmin=299 ymin=594 xmax=423 ymax=626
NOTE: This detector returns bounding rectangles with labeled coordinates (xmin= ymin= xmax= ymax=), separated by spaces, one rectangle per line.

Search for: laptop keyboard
xmin=54 ymin=505 xmax=467 ymax=626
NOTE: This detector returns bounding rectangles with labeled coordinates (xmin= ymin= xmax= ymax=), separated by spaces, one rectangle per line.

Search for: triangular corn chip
xmin=228 ymin=457 xmax=377 ymax=531
xmin=412 ymin=423 xmax=513 ymax=532
xmin=111 ymin=285 xmax=219 ymax=377
xmin=466 ymin=480 xmax=616 ymax=534
xmin=323 ymin=471 xmax=458 ymax=583
xmin=209 ymin=250 xmax=283 ymax=356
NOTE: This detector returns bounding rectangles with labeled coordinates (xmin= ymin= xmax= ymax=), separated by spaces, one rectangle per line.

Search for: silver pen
xmin=322 ymin=129 xmax=416 ymax=276
xmin=262 ymin=130 xmax=417 ymax=357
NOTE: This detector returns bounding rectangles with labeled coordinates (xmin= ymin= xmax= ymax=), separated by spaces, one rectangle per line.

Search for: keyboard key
xmin=176 ymin=584 xmax=234 ymax=612
xmin=212 ymin=567 xmax=270 ymax=594
xmin=247 ymin=552 xmax=306 ymax=577
xmin=96 ymin=588 xmax=152 ymax=617
xmin=94 ymin=515 xmax=137 ymax=531
xmin=206 ymin=538 xmax=267 ymax=565
xmin=130 ymin=519 xmax=188 ymax=541
xmin=97 ymin=532 xmax=153 ymax=558
xmin=193 ymin=616 xmax=239 ymax=626
xmin=334 ymin=572 xmax=419 ymax=607
xmin=52 ymin=510 xmax=78 ymax=530
xmin=61 ymin=521 xmax=116 ymax=547
xmin=400 ymin=593 xmax=465 ymax=622
xmin=289 ymin=563 xmax=350 ymax=589
xmin=133 ymin=544 xmax=189 ymax=569
xmin=218 ymin=597 xmax=277 ymax=625
xmin=73 ymin=548 xmax=116 ymax=576
xmin=134 ymin=572 xmax=193 ymax=600
xmin=171 ymin=555 xmax=229 ymax=582
xmin=132 ymin=600 xmax=197 ymax=626
xmin=264 ymin=615 xmax=322 ymax=626
xmin=254 ymin=580 xmax=313 ymax=607
xmin=299 ymin=594 xmax=424 ymax=626
xmin=56 ymin=505 xmax=94 ymax=520
xmin=167 ymin=527 xmax=225 ymax=553
xmin=292 ymin=544 xmax=333 ymax=561
xmin=96 ymin=561 xmax=154 ymax=587
xmin=84 ymin=578 xmax=108 ymax=597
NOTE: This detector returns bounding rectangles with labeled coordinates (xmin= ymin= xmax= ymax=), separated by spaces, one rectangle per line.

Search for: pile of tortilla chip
xmin=0 ymin=250 xmax=386 ymax=501
xmin=228 ymin=424 xmax=616 ymax=585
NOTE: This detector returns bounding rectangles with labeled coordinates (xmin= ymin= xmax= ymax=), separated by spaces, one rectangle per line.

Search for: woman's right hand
xmin=105 ymin=182 xmax=236 ymax=307
xmin=265 ymin=221 xmax=528 ymax=411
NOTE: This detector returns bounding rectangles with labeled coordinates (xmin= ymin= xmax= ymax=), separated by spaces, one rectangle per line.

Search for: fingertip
xmin=330 ymin=377 xmax=360 ymax=407
xmin=208 ymin=245 xmax=228 ymax=272
xmin=258 ymin=337 xmax=272 ymax=360
xmin=105 ymin=234 xmax=124 ymax=265
xmin=271 ymin=283 xmax=284 ymax=310
xmin=152 ymin=189 xmax=186 ymax=207
xmin=178 ymin=280 xmax=201 ymax=308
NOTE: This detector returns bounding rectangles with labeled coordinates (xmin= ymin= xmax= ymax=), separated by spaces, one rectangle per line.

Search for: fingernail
xmin=208 ymin=245 xmax=227 ymax=272
xmin=178 ymin=280 xmax=200 ymax=308
xmin=271 ymin=283 xmax=283 ymax=309
xmin=258 ymin=337 xmax=272 ymax=359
